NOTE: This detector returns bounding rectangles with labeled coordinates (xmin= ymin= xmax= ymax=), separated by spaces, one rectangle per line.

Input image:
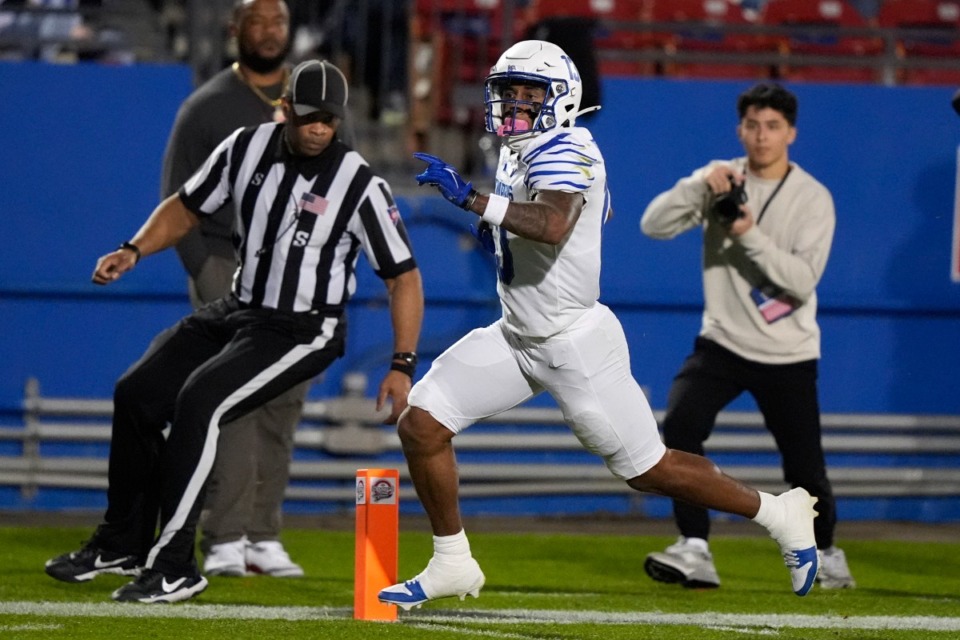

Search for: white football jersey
xmin=491 ymin=127 xmax=610 ymax=337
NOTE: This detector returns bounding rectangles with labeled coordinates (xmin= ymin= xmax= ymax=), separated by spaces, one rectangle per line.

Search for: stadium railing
xmin=3 ymin=377 xmax=960 ymax=505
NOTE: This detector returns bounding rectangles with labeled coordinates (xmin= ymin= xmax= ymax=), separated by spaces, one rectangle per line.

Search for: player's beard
xmin=238 ymin=40 xmax=290 ymax=74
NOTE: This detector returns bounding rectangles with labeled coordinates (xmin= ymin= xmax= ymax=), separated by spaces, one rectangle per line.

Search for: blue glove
xmin=413 ymin=152 xmax=475 ymax=209
xmin=470 ymin=222 xmax=496 ymax=255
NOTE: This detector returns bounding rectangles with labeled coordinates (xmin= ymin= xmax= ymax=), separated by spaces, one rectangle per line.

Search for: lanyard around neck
xmin=753 ymin=164 xmax=793 ymax=225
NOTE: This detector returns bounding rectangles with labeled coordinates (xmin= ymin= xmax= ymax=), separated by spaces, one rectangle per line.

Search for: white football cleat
xmin=378 ymin=557 xmax=485 ymax=611
xmin=771 ymin=487 xmax=820 ymax=596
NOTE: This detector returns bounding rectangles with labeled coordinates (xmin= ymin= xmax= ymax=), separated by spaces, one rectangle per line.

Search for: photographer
xmin=639 ymin=82 xmax=854 ymax=591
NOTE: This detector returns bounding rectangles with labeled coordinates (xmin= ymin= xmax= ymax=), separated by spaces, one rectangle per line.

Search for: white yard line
xmin=1 ymin=602 xmax=959 ymax=632
xmin=415 ymin=609 xmax=960 ymax=632
xmin=408 ymin=622 xmax=546 ymax=639
xmin=0 ymin=602 xmax=351 ymax=620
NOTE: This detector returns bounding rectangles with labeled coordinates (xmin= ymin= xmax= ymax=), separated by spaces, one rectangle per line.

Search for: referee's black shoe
xmin=45 ymin=543 xmax=141 ymax=583
xmin=112 ymin=568 xmax=208 ymax=604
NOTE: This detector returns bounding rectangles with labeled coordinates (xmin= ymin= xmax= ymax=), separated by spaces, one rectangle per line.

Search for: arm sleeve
xmin=177 ymin=128 xmax=241 ymax=218
xmin=522 ymin=131 xmax=598 ymax=194
xmin=353 ymin=178 xmax=417 ymax=279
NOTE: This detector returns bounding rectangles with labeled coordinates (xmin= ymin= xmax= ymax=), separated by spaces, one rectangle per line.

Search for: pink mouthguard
xmin=497 ymin=117 xmax=531 ymax=136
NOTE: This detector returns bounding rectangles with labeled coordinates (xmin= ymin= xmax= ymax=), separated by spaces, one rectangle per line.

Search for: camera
xmin=711 ymin=177 xmax=747 ymax=225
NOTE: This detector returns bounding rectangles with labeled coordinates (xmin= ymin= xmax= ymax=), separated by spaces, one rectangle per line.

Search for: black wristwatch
xmin=390 ymin=351 xmax=418 ymax=378
xmin=117 ymin=241 xmax=141 ymax=264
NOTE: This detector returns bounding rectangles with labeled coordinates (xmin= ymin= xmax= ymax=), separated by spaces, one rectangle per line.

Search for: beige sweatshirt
xmin=640 ymin=158 xmax=835 ymax=364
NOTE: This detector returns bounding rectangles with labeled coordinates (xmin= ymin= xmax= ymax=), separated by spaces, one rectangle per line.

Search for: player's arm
xmin=411 ymin=152 xmax=582 ymax=245
xmin=92 ymin=194 xmax=200 ymax=285
xmin=466 ymin=190 xmax=582 ymax=245
xmin=376 ymin=267 xmax=425 ymax=424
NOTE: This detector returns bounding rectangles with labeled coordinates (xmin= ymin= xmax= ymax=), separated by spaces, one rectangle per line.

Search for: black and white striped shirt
xmin=179 ymin=122 xmax=416 ymax=313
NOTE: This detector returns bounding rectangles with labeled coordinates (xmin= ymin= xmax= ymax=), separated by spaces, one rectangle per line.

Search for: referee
xmin=44 ymin=59 xmax=424 ymax=604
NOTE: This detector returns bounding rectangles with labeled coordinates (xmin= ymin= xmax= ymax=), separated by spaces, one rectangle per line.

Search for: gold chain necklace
xmin=232 ymin=62 xmax=289 ymax=121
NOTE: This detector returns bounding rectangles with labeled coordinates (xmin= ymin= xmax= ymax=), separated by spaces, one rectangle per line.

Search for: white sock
xmin=751 ymin=491 xmax=783 ymax=534
xmin=417 ymin=530 xmax=477 ymax=597
xmin=432 ymin=529 xmax=471 ymax=563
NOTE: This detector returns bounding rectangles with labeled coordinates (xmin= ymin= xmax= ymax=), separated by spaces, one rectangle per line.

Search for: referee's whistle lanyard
xmin=254 ymin=211 xmax=300 ymax=257
xmin=255 ymin=192 xmax=302 ymax=257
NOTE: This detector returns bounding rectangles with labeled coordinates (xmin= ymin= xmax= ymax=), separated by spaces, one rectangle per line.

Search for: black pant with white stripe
xmin=93 ymin=295 xmax=345 ymax=575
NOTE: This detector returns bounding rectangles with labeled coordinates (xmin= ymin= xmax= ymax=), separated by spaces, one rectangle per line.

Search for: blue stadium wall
xmin=1 ymin=62 xmax=958 ymax=521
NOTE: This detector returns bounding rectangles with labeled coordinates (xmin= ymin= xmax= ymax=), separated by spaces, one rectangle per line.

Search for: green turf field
xmin=1 ymin=525 xmax=958 ymax=639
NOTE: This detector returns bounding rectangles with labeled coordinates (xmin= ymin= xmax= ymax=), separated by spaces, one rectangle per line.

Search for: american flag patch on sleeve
xmin=299 ymin=192 xmax=328 ymax=215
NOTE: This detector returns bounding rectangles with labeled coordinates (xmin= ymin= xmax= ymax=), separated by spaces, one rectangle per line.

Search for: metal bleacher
xmin=3 ymin=377 xmax=960 ymax=509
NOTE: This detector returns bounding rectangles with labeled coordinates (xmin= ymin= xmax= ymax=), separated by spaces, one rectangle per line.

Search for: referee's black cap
xmin=287 ymin=60 xmax=348 ymax=119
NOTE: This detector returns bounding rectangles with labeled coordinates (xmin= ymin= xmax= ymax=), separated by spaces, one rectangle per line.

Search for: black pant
xmin=662 ymin=337 xmax=836 ymax=549
xmin=93 ymin=296 xmax=345 ymax=575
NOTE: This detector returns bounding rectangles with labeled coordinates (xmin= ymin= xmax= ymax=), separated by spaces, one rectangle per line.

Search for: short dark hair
xmin=737 ymin=83 xmax=798 ymax=126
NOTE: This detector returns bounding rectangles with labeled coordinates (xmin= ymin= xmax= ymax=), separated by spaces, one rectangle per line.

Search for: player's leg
xmin=633 ymin=448 xmax=820 ymax=596
xmin=523 ymin=306 xmax=768 ymax=563
xmin=541 ymin=305 xmax=818 ymax=596
xmin=379 ymin=321 xmax=539 ymax=610
xmin=647 ymin=338 xmax=743 ymax=587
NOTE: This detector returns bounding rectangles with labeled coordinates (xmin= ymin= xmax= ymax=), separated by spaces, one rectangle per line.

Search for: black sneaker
xmin=45 ymin=544 xmax=141 ymax=583
xmin=112 ymin=568 xmax=208 ymax=604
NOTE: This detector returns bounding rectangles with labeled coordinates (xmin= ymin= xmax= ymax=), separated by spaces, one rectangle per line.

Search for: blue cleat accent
xmin=378 ymin=559 xmax=485 ymax=611
xmin=783 ymin=546 xmax=820 ymax=596
xmin=378 ymin=578 xmax=430 ymax=611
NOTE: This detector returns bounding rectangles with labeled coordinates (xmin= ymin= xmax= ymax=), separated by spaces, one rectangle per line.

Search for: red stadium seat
xmin=644 ymin=0 xmax=776 ymax=79
xmin=410 ymin=0 xmax=536 ymax=128
xmin=761 ymin=0 xmax=884 ymax=83
xmin=532 ymin=0 xmax=655 ymax=76
xmin=877 ymin=0 xmax=960 ymax=85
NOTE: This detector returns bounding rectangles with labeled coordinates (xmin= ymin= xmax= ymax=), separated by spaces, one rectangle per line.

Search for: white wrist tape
xmin=481 ymin=193 xmax=509 ymax=226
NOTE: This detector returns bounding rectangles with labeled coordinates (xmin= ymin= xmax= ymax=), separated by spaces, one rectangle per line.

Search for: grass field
xmin=1 ymin=523 xmax=958 ymax=639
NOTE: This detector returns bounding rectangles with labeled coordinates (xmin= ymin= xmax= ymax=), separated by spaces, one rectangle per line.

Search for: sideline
xmin=2 ymin=602 xmax=959 ymax=632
